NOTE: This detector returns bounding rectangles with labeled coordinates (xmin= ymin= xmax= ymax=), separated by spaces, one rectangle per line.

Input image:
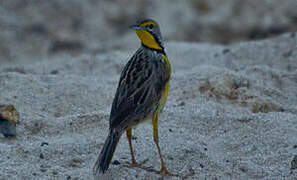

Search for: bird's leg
xmin=152 ymin=114 xmax=173 ymax=176
xmin=126 ymin=128 xmax=137 ymax=165
xmin=126 ymin=128 xmax=147 ymax=167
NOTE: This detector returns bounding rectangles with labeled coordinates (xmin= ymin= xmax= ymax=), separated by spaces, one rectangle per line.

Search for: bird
xmin=93 ymin=18 xmax=172 ymax=177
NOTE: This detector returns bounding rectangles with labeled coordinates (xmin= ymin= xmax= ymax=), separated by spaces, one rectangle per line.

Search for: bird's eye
xmin=147 ymin=24 xmax=154 ymax=30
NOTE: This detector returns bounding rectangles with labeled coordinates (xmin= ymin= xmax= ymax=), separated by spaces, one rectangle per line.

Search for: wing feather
xmin=109 ymin=49 xmax=170 ymax=131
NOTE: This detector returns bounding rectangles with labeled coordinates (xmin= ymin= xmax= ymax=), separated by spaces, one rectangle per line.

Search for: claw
xmin=158 ymin=167 xmax=172 ymax=175
xmin=156 ymin=166 xmax=178 ymax=178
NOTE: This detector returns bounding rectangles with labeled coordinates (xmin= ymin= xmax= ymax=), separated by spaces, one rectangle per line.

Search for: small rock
xmin=69 ymin=158 xmax=83 ymax=168
xmin=291 ymin=155 xmax=297 ymax=170
xmin=0 ymin=105 xmax=20 ymax=124
xmin=112 ymin=160 xmax=121 ymax=165
xmin=54 ymin=112 xmax=62 ymax=118
xmin=222 ymin=49 xmax=230 ymax=54
xmin=40 ymin=153 xmax=44 ymax=159
xmin=0 ymin=104 xmax=19 ymax=137
xmin=239 ymin=165 xmax=248 ymax=172
xmin=52 ymin=169 xmax=58 ymax=175
xmin=0 ymin=121 xmax=17 ymax=137
xmin=41 ymin=142 xmax=49 ymax=146
xmin=50 ymin=70 xmax=59 ymax=74
xmin=178 ymin=101 xmax=185 ymax=106
xmin=167 ymin=155 xmax=174 ymax=160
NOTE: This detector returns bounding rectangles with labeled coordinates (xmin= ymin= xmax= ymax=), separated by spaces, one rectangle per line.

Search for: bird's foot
xmin=157 ymin=166 xmax=173 ymax=176
xmin=124 ymin=160 xmax=178 ymax=178
xmin=155 ymin=166 xmax=178 ymax=178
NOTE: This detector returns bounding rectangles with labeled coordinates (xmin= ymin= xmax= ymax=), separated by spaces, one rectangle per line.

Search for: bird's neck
xmin=141 ymin=44 xmax=166 ymax=55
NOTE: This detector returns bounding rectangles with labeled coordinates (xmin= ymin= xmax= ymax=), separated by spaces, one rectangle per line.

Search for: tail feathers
xmin=93 ymin=130 xmax=121 ymax=176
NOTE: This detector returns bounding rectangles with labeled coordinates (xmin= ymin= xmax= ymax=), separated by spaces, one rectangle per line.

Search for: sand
xmin=0 ymin=32 xmax=296 ymax=179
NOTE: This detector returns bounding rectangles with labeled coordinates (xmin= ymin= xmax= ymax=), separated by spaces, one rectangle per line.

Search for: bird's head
xmin=130 ymin=19 xmax=164 ymax=52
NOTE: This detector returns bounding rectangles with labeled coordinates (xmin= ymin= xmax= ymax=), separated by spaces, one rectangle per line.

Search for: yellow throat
xmin=136 ymin=30 xmax=163 ymax=50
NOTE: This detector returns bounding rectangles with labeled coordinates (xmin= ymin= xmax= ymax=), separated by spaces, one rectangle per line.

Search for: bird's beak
xmin=129 ymin=24 xmax=145 ymax=31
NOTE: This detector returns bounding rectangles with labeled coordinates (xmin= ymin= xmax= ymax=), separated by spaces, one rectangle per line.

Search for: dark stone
xmin=291 ymin=155 xmax=297 ymax=170
xmin=222 ymin=49 xmax=230 ymax=54
xmin=40 ymin=153 xmax=44 ymax=159
xmin=41 ymin=142 xmax=49 ymax=146
xmin=178 ymin=101 xmax=185 ymax=106
xmin=112 ymin=160 xmax=121 ymax=165
xmin=50 ymin=70 xmax=59 ymax=74
xmin=0 ymin=120 xmax=16 ymax=137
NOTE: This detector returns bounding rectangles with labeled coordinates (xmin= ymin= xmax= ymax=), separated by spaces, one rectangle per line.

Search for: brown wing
xmin=109 ymin=48 xmax=170 ymax=131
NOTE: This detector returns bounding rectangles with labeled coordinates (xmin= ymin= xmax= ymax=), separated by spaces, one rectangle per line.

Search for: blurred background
xmin=1 ymin=0 xmax=297 ymax=64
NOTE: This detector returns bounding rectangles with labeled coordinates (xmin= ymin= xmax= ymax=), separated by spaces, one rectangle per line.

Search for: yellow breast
xmin=158 ymin=81 xmax=170 ymax=113
xmin=158 ymin=55 xmax=171 ymax=113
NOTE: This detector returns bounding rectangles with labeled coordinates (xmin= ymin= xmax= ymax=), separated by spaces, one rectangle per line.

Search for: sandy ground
xmin=0 ymin=32 xmax=296 ymax=179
